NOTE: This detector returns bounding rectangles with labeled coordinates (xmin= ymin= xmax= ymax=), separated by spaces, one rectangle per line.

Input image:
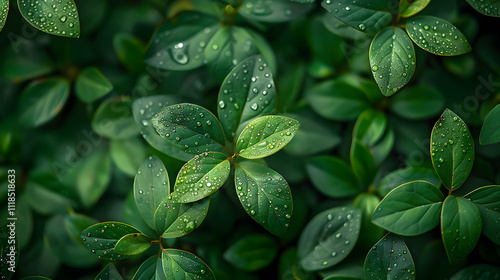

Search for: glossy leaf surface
xmin=377 ymin=167 xmax=440 ymax=197
xmin=350 ymin=140 xmax=377 ymax=185
xmin=114 ymin=233 xmax=152 ymax=256
xmin=479 ymin=104 xmax=500 ymax=144
xmin=353 ymin=109 xmax=387 ymax=146
xmin=389 ymin=85 xmax=445 ymax=120
xmin=0 ymin=0 xmax=8 ymax=32
xmin=450 ymin=264 xmax=500 ymax=280
xmin=239 ymin=0 xmax=315 ymax=22
xmin=399 ymin=0 xmax=431 ymax=17
xmin=306 ymin=156 xmax=359 ymax=198
xmin=162 ymin=249 xmax=215 ymax=279
xmin=95 ymin=263 xmax=123 ymax=280
xmin=466 ymin=0 xmax=500 ymax=17
xmin=465 ymin=186 xmax=500 ymax=244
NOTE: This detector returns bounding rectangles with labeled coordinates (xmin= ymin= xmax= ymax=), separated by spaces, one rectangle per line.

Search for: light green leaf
xmin=76 ymin=149 xmax=112 ymax=209
xmin=450 ymin=264 xmax=500 ymax=280
xmin=151 ymin=103 xmax=228 ymax=158
xmin=465 ymin=185 xmax=500 ymax=244
xmin=218 ymin=55 xmax=276 ymax=141
xmin=236 ymin=116 xmax=300 ymax=159
xmin=239 ymin=0 xmax=315 ymax=22
xmin=372 ymin=181 xmax=444 ymax=236
xmin=364 ymin=233 xmax=416 ymax=280
xmin=132 ymin=256 xmax=157 ymax=280
xmin=369 ymin=26 xmax=415 ymax=96
xmin=224 ymin=233 xmax=279 ymax=271
xmin=399 ymin=0 xmax=431 ymax=18
xmin=350 ymin=140 xmax=377 ymax=186
xmin=353 ymin=109 xmax=387 ymax=146
xmin=430 ymin=109 xmax=474 ymax=190
xmin=479 ymin=104 xmax=500 ymax=145
xmin=91 ymin=96 xmax=140 ymax=139
xmin=377 ymin=167 xmax=440 ymax=197
xmin=306 ymin=156 xmax=360 ymax=198
xmin=0 ymin=0 xmax=8 ymax=32
xmin=388 ymin=85 xmax=445 ymax=120
xmin=406 ymin=16 xmax=472 ymax=56
xmin=17 ymin=0 xmax=80 ymax=38
xmin=19 ymin=77 xmax=70 ymax=127
xmin=114 ymin=233 xmax=152 ymax=256
xmin=298 ymin=206 xmax=361 ymax=271
xmin=235 ymin=161 xmax=293 ymax=237
xmin=170 ymin=152 xmax=230 ymax=203
xmin=466 ymin=0 xmax=500 ymax=17
xmin=441 ymin=196 xmax=482 ymax=265
xmin=353 ymin=193 xmax=385 ymax=249
xmin=134 ymin=156 xmax=170 ymax=229
xmin=162 ymin=249 xmax=215 ymax=279
xmin=94 ymin=264 xmax=123 ymax=280
xmin=75 ymin=67 xmax=113 ymax=103
xmin=111 ymin=138 xmax=147 ymax=177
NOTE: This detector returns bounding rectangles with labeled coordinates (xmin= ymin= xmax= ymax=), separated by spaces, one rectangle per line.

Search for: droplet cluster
xmin=18 ymin=0 xmax=80 ymax=37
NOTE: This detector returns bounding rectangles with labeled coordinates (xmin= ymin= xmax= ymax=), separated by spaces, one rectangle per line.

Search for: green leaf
xmin=25 ymin=181 xmax=74 ymax=215
xmin=450 ymin=264 xmax=500 ymax=280
xmin=353 ymin=194 xmax=385 ymax=249
xmin=94 ymin=263 xmax=123 ymax=280
xmin=388 ymin=85 xmax=445 ymax=120
xmin=321 ymin=0 xmax=392 ymax=33
xmin=154 ymin=195 xmax=210 ymax=238
xmin=114 ymin=233 xmax=152 ymax=256
xmin=364 ymin=233 xmax=416 ymax=280
xmin=236 ymin=116 xmax=300 ymax=159
xmin=480 ymin=104 xmax=500 ymax=145
xmin=18 ymin=0 xmax=80 ymax=37
xmin=235 ymin=161 xmax=293 ymax=237
xmin=430 ymin=109 xmax=474 ymax=190
xmin=353 ymin=109 xmax=387 ymax=146
xmin=171 ymin=152 xmax=230 ymax=203
xmin=406 ymin=16 xmax=472 ymax=56
xmin=306 ymin=156 xmax=360 ymax=198
xmin=369 ymin=26 xmax=415 ymax=96
xmin=162 ymin=249 xmax=215 ymax=279
xmin=76 ymin=149 xmax=112 ymax=209
xmin=0 ymin=224 xmax=18 ymax=280
xmin=81 ymin=222 xmax=141 ymax=261
xmin=466 ymin=0 xmax=500 ymax=17
xmin=298 ymin=206 xmax=361 ymax=271
xmin=371 ymin=127 xmax=394 ymax=165
xmin=151 ymin=103 xmax=227 ymax=158
xmin=0 ymin=0 xmax=8 ymax=32
xmin=111 ymin=138 xmax=147 ymax=177
xmin=371 ymin=181 xmax=444 ymax=236
xmin=91 ymin=96 xmax=140 ymax=139
xmin=19 ymin=77 xmax=70 ymax=127
xmin=223 ymin=233 xmax=279 ymax=271
xmin=113 ymin=33 xmax=145 ymax=74
xmin=218 ymin=55 xmax=276 ymax=141
xmin=465 ymin=185 xmax=500 ymax=244
xmin=0 ymin=44 xmax=54 ymax=82
xmin=377 ymin=167 xmax=440 ymax=197
xmin=75 ymin=67 xmax=113 ymax=103
xmin=134 ymin=156 xmax=170 ymax=229
xmin=238 ymin=0 xmax=315 ymax=22
xmin=132 ymin=256 xmax=157 ymax=280
xmin=441 ymin=196 xmax=482 ymax=264
xmin=399 ymin=0 xmax=431 ymax=18
xmin=350 ymin=140 xmax=377 ymax=186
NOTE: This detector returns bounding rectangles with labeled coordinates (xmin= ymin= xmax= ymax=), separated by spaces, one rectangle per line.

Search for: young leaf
xmin=218 ymin=55 xmax=276 ymax=141
xmin=372 ymin=181 xmax=444 ymax=236
xmin=465 ymin=185 xmax=500 ymax=244
xmin=377 ymin=167 xmax=440 ymax=197
xmin=223 ymin=234 xmax=279 ymax=271
xmin=388 ymin=85 xmax=445 ymax=120
xmin=114 ymin=233 xmax=152 ymax=256
xmin=151 ymin=104 xmax=228 ymax=158
xmin=75 ymin=67 xmax=113 ymax=103
xmin=236 ymin=116 xmax=300 ymax=159
xmin=238 ymin=0 xmax=315 ymax=22
xmin=350 ymin=140 xmax=377 ymax=186
xmin=369 ymin=26 xmax=416 ymax=96
xmin=306 ymin=156 xmax=360 ymax=198
xmin=235 ymin=161 xmax=293 ymax=237
xmin=154 ymin=196 xmax=210 ymax=238
xmin=0 ymin=224 xmax=18 ymax=280
xmin=94 ymin=263 xmax=123 ymax=280
xmin=162 ymin=249 xmax=215 ymax=279
xmin=430 ymin=109 xmax=474 ymax=190
xmin=441 ymin=196 xmax=482 ymax=265
xmin=81 ymin=222 xmax=141 ymax=261
xmin=353 ymin=109 xmax=387 ymax=146
xmin=91 ymin=96 xmax=140 ymax=139
xmin=479 ymin=104 xmax=500 ymax=145
xmin=466 ymin=0 xmax=500 ymax=17
xmin=132 ymin=256 xmax=157 ymax=280
xmin=18 ymin=0 xmax=80 ymax=38
xmin=134 ymin=156 xmax=170 ymax=229
xmin=321 ymin=0 xmax=392 ymax=33
xmin=399 ymin=0 xmax=431 ymax=18
xmin=364 ymin=233 xmax=416 ymax=280
xmin=298 ymin=206 xmax=361 ymax=271
xmin=170 ymin=152 xmax=230 ymax=203
xmin=406 ymin=16 xmax=472 ymax=56
xmin=450 ymin=264 xmax=500 ymax=280
xmin=19 ymin=77 xmax=70 ymax=127
xmin=0 ymin=0 xmax=8 ymax=32
xmin=76 ymin=149 xmax=112 ymax=209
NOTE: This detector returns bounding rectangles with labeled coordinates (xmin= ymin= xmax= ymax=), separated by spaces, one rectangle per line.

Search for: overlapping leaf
xmin=306 ymin=156 xmax=360 ymax=198
xmin=162 ymin=249 xmax=215 ymax=279
xmin=114 ymin=233 xmax=152 ymax=256
xmin=466 ymin=0 xmax=500 ymax=17
xmin=479 ymin=104 xmax=500 ymax=144
xmin=18 ymin=0 xmax=80 ymax=37
xmin=95 ymin=264 xmax=123 ymax=280
xmin=465 ymin=186 xmax=500 ymax=244
xmin=399 ymin=0 xmax=431 ymax=17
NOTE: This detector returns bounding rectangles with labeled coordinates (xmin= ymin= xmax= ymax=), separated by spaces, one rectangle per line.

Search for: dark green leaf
xmin=218 ymin=55 xmax=276 ymax=141
xmin=236 ymin=116 xmax=300 ymax=159
xmin=223 ymin=234 xmax=279 ymax=271
xmin=364 ymin=233 xmax=416 ymax=280
xmin=388 ymin=85 xmax=445 ymax=120
xmin=0 ymin=0 xmax=8 ymax=32
xmin=18 ymin=0 xmax=80 ymax=38
xmin=0 ymin=224 xmax=18 ymax=280
xmin=465 ymin=185 xmax=500 ymax=244
xmin=162 ymin=249 xmax=215 ymax=279
xmin=350 ymin=140 xmax=377 ymax=186
xmin=91 ymin=96 xmax=140 ymax=139
xmin=371 ymin=127 xmax=394 ymax=165
xmin=369 ymin=26 xmax=415 ymax=96
xmin=306 ymin=156 xmax=360 ymax=198
xmin=0 ymin=44 xmax=53 ymax=82
xmin=25 ymin=181 xmax=74 ymax=215
xmin=75 ymin=67 xmax=113 ymax=103
xmin=406 ymin=16 xmax=472 ymax=56
xmin=239 ymin=0 xmax=315 ymax=22
xmin=399 ymin=0 xmax=431 ymax=17
xmin=171 ymin=152 xmax=230 ymax=203
xmin=430 ymin=109 xmax=474 ymax=190
xmin=441 ymin=196 xmax=482 ymax=264
xmin=113 ymin=33 xmax=145 ymax=74
xmin=466 ymin=0 xmax=500 ymax=17
xmin=152 ymin=103 xmax=228 ymax=158
xmin=235 ymin=161 xmax=293 ymax=237
xmin=81 ymin=222 xmax=141 ymax=261
xmin=134 ymin=156 xmax=170 ymax=229
xmin=76 ymin=149 xmax=112 ymax=209
xmin=94 ymin=263 xmax=123 ymax=280
xmin=132 ymin=256 xmax=157 ymax=280
xmin=111 ymin=138 xmax=147 ymax=177
xmin=19 ymin=77 xmax=70 ymax=127
xmin=353 ymin=109 xmax=387 ymax=146
xmin=377 ymin=167 xmax=440 ymax=197
xmin=323 ymin=13 xmax=369 ymax=40
xmin=353 ymin=194 xmax=385 ymax=249
xmin=480 ymin=104 xmax=500 ymax=145
xmin=298 ymin=206 xmax=361 ymax=271
xmin=450 ymin=264 xmax=500 ymax=280
xmin=372 ymin=181 xmax=444 ymax=236
xmin=114 ymin=233 xmax=152 ymax=256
